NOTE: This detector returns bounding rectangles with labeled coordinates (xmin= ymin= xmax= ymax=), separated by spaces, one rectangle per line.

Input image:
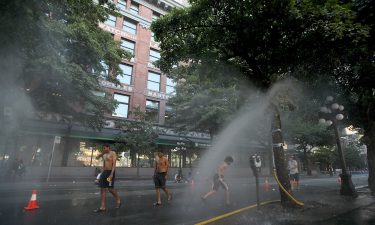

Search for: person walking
xmin=94 ymin=144 xmax=121 ymax=212
xmin=201 ymin=156 xmax=233 ymax=206
xmin=153 ymin=151 xmax=172 ymax=206
xmin=288 ymin=155 xmax=300 ymax=190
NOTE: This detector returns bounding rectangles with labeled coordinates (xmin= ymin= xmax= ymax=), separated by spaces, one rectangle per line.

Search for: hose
xmin=273 ymin=169 xmax=304 ymax=207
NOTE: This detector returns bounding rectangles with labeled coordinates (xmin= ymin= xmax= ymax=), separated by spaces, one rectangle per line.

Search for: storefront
xmin=0 ymin=119 xmax=210 ymax=169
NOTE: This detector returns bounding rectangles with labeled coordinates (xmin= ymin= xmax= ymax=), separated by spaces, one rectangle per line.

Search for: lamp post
xmin=319 ymin=96 xmax=357 ymax=197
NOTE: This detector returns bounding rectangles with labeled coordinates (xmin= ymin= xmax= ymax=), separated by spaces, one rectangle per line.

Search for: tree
xmin=152 ymin=0 xmax=366 ymax=89
xmin=0 ymin=0 xmax=131 ymax=166
xmin=331 ymin=0 xmax=375 ymax=194
xmin=285 ymin=118 xmax=335 ymax=175
xmin=343 ymin=144 xmax=367 ymax=170
xmin=152 ymin=0 xmax=366 ymax=205
xmin=312 ymin=144 xmax=367 ymax=172
xmin=282 ymin=88 xmax=336 ymax=175
xmin=0 ymin=0 xmax=131 ymax=129
xmin=166 ymin=60 xmax=246 ymax=139
xmin=114 ymin=108 xmax=159 ymax=177
xmin=312 ymin=146 xmax=337 ymax=171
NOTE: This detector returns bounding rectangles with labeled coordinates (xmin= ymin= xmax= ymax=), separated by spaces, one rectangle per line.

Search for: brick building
xmin=0 ymin=0 xmax=212 ymax=174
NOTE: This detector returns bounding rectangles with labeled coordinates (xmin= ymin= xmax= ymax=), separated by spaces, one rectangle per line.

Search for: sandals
xmin=93 ymin=208 xmax=106 ymax=213
xmin=116 ymin=201 xmax=122 ymax=209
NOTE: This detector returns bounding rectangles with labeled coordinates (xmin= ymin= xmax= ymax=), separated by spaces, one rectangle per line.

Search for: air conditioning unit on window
xmin=104 ymin=120 xmax=115 ymax=128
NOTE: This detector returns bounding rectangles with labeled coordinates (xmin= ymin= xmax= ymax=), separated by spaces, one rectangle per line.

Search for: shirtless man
xmin=201 ymin=156 xmax=233 ymax=206
xmin=153 ymin=151 xmax=172 ymax=206
xmin=94 ymin=144 xmax=121 ymax=212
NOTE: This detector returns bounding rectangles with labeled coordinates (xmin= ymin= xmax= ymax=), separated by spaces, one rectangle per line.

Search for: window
xmin=113 ymin=94 xmax=129 ymax=118
xmin=91 ymin=91 xmax=105 ymax=97
xmin=100 ymin=61 xmax=109 ymax=78
xmin=147 ymin=71 xmax=160 ymax=91
xmin=149 ymin=49 xmax=160 ymax=63
xmin=123 ymin=19 xmax=137 ymax=35
xmin=164 ymin=105 xmax=174 ymax=125
xmin=146 ymin=100 xmax=159 ymax=123
xmin=130 ymin=2 xmax=139 ymax=15
xmin=76 ymin=142 xmax=102 ymax=167
xmin=105 ymin=15 xmax=116 ymax=27
xmin=117 ymin=0 xmax=126 ymax=12
xmin=120 ymin=39 xmax=135 ymax=54
xmin=166 ymin=77 xmax=176 ymax=95
xmin=152 ymin=12 xmax=160 ymax=21
xmin=151 ymin=32 xmax=155 ymax=42
xmin=118 ymin=64 xmax=132 ymax=85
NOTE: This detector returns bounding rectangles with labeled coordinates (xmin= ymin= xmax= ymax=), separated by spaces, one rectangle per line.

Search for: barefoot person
xmin=153 ymin=151 xmax=172 ymax=206
xmin=288 ymin=155 xmax=299 ymax=190
xmin=201 ymin=156 xmax=233 ymax=206
xmin=94 ymin=144 xmax=121 ymax=212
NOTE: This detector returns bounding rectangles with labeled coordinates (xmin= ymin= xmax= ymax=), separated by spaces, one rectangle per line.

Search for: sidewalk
xmin=213 ymin=186 xmax=375 ymax=225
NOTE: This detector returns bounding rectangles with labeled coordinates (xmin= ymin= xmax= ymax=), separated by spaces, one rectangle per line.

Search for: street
xmin=0 ymin=174 xmax=368 ymax=225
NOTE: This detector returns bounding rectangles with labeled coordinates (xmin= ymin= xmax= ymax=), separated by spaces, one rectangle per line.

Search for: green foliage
xmin=152 ymin=0 xmax=367 ymax=89
xmin=282 ymin=86 xmax=336 ymax=149
xmin=0 ymin=0 xmax=131 ymax=129
xmin=343 ymin=144 xmax=367 ymax=169
xmin=165 ymin=60 xmax=246 ymax=138
xmin=312 ymin=144 xmax=367 ymax=170
xmin=312 ymin=146 xmax=336 ymax=168
xmin=114 ymin=108 xmax=159 ymax=157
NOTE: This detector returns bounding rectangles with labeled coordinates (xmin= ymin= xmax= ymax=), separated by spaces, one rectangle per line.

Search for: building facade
xmin=0 ymin=0 xmax=213 ymax=172
xmin=0 ymin=0 xmax=272 ymax=177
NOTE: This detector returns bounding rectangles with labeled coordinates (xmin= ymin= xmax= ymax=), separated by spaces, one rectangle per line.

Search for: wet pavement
xmin=213 ymin=174 xmax=373 ymax=225
xmin=0 ymin=174 xmax=369 ymax=225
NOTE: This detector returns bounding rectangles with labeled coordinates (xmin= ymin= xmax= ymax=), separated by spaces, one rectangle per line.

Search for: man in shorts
xmin=94 ymin=144 xmax=121 ymax=212
xmin=153 ymin=151 xmax=172 ymax=206
xmin=201 ymin=156 xmax=233 ymax=206
xmin=288 ymin=155 xmax=299 ymax=190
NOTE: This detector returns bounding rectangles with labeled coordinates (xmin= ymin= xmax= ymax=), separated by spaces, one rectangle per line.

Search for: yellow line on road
xmin=195 ymin=200 xmax=280 ymax=225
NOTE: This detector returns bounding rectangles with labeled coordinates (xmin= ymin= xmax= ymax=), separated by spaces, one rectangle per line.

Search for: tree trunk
xmin=303 ymin=148 xmax=312 ymax=176
xmin=136 ymin=153 xmax=140 ymax=177
xmin=61 ymin=124 xmax=72 ymax=166
xmin=367 ymin=121 xmax=375 ymax=195
xmin=271 ymin=104 xmax=292 ymax=206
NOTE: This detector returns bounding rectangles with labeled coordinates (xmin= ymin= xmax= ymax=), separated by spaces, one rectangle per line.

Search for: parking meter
xmin=255 ymin=155 xmax=261 ymax=173
xmin=250 ymin=155 xmax=258 ymax=177
xmin=250 ymin=154 xmax=261 ymax=209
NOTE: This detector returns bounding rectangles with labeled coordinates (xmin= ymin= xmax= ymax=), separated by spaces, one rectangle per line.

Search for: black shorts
xmin=99 ymin=170 xmax=116 ymax=188
xmin=290 ymin=173 xmax=299 ymax=182
xmin=212 ymin=174 xmax=229 ymax=191
xmin=154 ymin=172 xmax=167 ymax=188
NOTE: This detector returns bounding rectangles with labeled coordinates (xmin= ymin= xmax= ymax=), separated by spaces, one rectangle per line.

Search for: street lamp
xmin=319 ymin=96 xmax=357 ymax=197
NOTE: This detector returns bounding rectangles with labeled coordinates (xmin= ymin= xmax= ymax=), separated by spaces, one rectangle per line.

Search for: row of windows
xmin=120 ymin=38 xmax=159 ymax=64
xmin=105 ymin=14 xmax=160 ymax=36
xmin=102 ymin=62 xmax=175 ymax=94
xmin=115 ymin=0 xmax=160 ymax=20
xmin=113 ymin=94 xmax=160 ymax=123
xmin=104 ymin=4 xmax=160 ymax=38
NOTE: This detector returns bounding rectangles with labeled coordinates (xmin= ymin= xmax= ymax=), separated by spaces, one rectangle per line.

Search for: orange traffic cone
xmin=24 ymin=190 xmax=40 ymax=210
xmin=263 ymin=177 xmax=270 ymax=192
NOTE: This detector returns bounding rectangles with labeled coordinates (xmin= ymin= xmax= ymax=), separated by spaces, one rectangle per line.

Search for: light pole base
xmin=340 ymin=173 xmax=358 ymax=197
